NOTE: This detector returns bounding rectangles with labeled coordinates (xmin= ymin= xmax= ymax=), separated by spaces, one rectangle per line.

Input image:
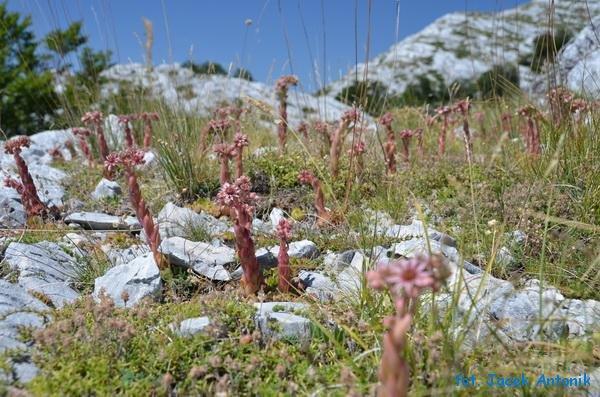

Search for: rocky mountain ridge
xmin=323 ymin=0 xmax=600 ymax=99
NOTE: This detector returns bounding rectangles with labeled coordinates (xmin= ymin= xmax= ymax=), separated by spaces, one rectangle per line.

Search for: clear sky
xmin=9 ymin=0 xmax=529 ymax=91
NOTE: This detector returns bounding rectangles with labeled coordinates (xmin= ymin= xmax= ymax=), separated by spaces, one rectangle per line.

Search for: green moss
xmin=26 ymin=294 xmax=377 ymax=396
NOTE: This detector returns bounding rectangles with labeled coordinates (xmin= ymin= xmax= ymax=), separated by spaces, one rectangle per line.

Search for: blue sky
xmin=9 ymin=0 xmax=528 ymax=90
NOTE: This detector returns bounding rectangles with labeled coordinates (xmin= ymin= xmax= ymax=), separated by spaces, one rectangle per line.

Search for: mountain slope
xmin=324 ymin=0 xmax=600 ymax=99
xmin=101 ymin=64 xmax=359 ymax=127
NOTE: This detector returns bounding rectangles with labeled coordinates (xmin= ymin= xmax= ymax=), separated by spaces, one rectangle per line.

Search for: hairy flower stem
xmin=517 ymin=106 xmax=541 ymax=156
xmin=454 ymin=99 xmax=473 ymax=162
xmin=235 ymin=211 xmax=262 ymax=294
xmin=82 ymin=111 xmax=109 ymax=161
xmin=437 ymin=114 xmax=449 ymax=157
xmin=379 ymin=112 xmax=396 ymax=174
xmin=276 ymin=219 xmax=292 ymax=293
xmin=139 ymin=112 xmax=159 ymax=149
xmin=97 ymin=124 xmax=110 ymax=161
xmin=415 ymin=128 xmax=424 ymax=158
xmin=4 ymin=137 xmax=49 ymax=219
xmin=72 ymin=128 xmax=94 ymax=165
xmin=367 ymin=255 xmax=449 ymax=397
xmin=399 ymin=130 xmax=414 ymax=165
xmin=214 ymin=143 xmax=237 ymax=185
xmin=277 ymin=99 xmax=288 ymax=154
xmin=379 ymin=315 xmax=411 ymax=397
xmin=233 ymin=133 xmax=249 ymax=179
xmin=329 ymin=121 xmax=349 ymax=177
xmin=330 ymin=109 xmax=359 ymax=178
xmin=217 ymin=177 xmax=263 ymax=295
xmin=275 ymin=75 xmax=298 ymax=154
xmin=106 ymin=149 xmax=163 ymax=268
xmin=298 ymin=171 xmax=330 ymax=226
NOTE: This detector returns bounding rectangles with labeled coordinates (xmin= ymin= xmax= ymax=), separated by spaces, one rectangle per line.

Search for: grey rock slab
xmin=104 ymin=114 xmax=125 ymax=149
xmin=254 ymin=302 xmax=311 ymax=341
xmin=159 ymin=236 xmax=233 ymax=281
xmin=0 ymin=280 xmax=49 ymax=316
xmin=170 ymin=316 xmax=211 ymax=337
xmin=496 ymin=246 xmax=516 ymax=267
xmin=157 ymin=202 xmax=228 ymax=239
xmin=13 ymin=361 xmax=39 ymax=383
xmin=102 ymin=244 xmax=150 ymax=267
xmin=0 ymin=280 xmax=48 ymax=383
xmin=561 ymin=299 xmax=600 ymax=336
xmin=91 ymin=178 xmax=122 ymax=200
xmin=323 ymin=250 xmax=359 ymax=273
xmin=0 ymin=196 xmax=26 ymax=229
xmin=255 ymin=240 xmax=319 ymax=268
xmin=4 ymin=242 xmax=81 ymax=308
xmin=268 ymin=208 xmax=285 ymax=231
xmin=64 ymin=212 xmax=140 ymax=230
xmin=299 ymin=271 xmax=339 ymax=302
xmin=438 ymin=271 xmax=600 ymax=343
xmin=93 ymin=252 xmax=162 ymax=307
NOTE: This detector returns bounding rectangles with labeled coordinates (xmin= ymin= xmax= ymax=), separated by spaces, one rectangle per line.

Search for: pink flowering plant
xmin=118 ymin=115 xmax=136 ymax=148
xmin=233 ymin=132 xmax=249 ymax=179
xmin=516 ymin=105 xmax=541 ymax=156
xmin=137 ymin=112 xmax=159 ymax=149
xmin=105 ymin=148 xmax=162 ymax=268
xmin=298 ymin=170 xmax=330 ymax=227
xmin=81 ymin=111 xmax=109 ymax=160
xmin=276 ymin=218 xmax=292 ymax=293
xmin=453 ymin=98 xmax=473 ymax=162
xmin=71 ymin=127 xmax=94 ymax=165
xmin=367 ymin=255 xmax=449 ymax=397
xmin=213 ymin=143 xmax=237 ymax=185
xmin=275 ymin=75 xmax=299 ymax=154
xmin=434 ymin=106 xmax=452 ymax=157
xmin=3 ymin=136 xmax=50 ymax=220
xmin=330 ymin=108 xmax=360 ymax=178
xmin=216 ymin=176 xmax=263 ymax=295
xmin=379 ymin=112 xmax=397 ymax=174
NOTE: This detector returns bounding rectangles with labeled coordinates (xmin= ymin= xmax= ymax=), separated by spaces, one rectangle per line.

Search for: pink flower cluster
xmin=367 ymin=256 xmax=443 ymax=300
xmin=367 ymin=255 xmax=448 ymax=397
xmin=217 ymin=176 xmax=262 ymax=295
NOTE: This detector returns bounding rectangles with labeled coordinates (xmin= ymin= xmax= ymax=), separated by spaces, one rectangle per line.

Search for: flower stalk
xmin=435 ymin=106 xmax=452 ymax=157
xmin=72 ymin=127 xmax=94 ymax=165
xmin=81 ymin=111 xmax=109 ymax=160
xmin=453 ymin=99 xmax=473 ymax=163
xmin=275 ymin=75 xmax=299 ymax=154
xmin=138 ymin=112 xmax=159 ymax=149
xmin=276 ymin=218 xmax=292 ymax=293
xmin=367 ymin=255 xmax=449 ymax=397
xmin=105 ymin=149 xmax=162 ymax=268
xmin=298 ymin=170 xmax=330 ymax=226
xmin=330 ymin=108 xmax=359 ymax=178
xmin=3 ymin=136 xmax=49 ymax=219
xmin=216 ymin=176 xmax=263 ymax=295
xmin=380 ymin=112 xmax=396 ymax=174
